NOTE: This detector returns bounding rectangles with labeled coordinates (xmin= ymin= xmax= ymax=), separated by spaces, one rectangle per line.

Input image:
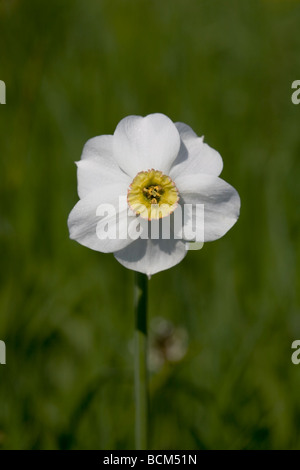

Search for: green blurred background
xmin=1 ymin=0 xmax=300 ymax=450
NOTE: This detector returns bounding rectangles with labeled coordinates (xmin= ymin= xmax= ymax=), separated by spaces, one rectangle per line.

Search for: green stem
xmin=134 ymin=272 xmax=148 ymax=450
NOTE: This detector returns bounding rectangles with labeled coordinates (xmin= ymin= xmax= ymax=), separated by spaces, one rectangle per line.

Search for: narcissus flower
xmin=68 ymin=113 xmax=240 ymax=276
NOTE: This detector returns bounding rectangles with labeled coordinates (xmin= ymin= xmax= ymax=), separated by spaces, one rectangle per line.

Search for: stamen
xmin=127 ymin=169 xmax=179 ymax=220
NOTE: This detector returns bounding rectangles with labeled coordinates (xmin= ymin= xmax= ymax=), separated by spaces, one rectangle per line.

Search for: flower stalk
xmin=134 ymin=272 xmax=148 ymax=450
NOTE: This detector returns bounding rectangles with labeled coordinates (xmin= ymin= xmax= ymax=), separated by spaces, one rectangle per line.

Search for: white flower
xmin=68 ymin=113 xmax=240 ymax=276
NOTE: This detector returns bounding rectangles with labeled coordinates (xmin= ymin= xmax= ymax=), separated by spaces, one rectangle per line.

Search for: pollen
xmin=127 ymin=169 xmax=179 ymax=219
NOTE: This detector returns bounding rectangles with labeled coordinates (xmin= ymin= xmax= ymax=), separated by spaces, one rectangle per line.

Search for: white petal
xmin=113 ymin=113 xmax=181 ymax=177
xmin=175 ymin=173 xmax=240 ymax=242
xmin=77 ymin=135 xmax=131 ymax=198
xmin=170 ymin=122 xmax=223 ymax=179
xmin=114 ymin=238 xmax=187 ymax=276
xmin=81 ymin=135 xmax=114 ymax=160
xmin=68 ymin=183 xmax=135 ymax=253
xmin=175 ymin=122 xmax=198 ymax=139
xmin=76 ymin=159 xmax=131 ymax=199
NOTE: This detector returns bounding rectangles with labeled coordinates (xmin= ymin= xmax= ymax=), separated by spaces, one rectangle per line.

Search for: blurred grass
xmin=1 ymin=0 xmax=300 ymax=449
